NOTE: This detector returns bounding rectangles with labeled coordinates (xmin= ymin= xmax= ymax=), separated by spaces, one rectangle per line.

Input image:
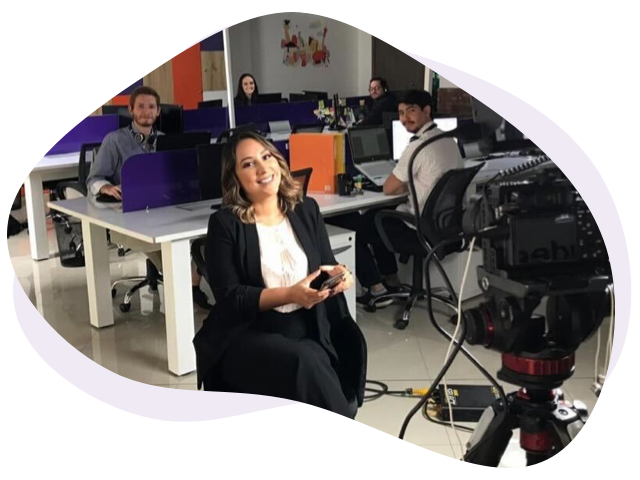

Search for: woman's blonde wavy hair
xmin=221 ymin=131 xmax=303 ymax=223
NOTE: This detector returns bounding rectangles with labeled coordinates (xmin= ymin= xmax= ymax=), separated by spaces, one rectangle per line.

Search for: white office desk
xmin=26 ymin=153 xmax=80 ymax=261
xmin=48 ymin=191 xmax=406 ymax=376
xmin=305 ymin=191 xmax=405 ymax=217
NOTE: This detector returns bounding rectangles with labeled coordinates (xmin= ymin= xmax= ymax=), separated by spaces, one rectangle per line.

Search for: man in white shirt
xmin=384 ymin=90 xmax=463 ymax=211
xmin=355 ymin=90 xmax=463 ymax=305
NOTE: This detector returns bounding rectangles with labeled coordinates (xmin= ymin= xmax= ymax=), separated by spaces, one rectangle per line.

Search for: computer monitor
xmin=292 ymin=123 xmax=324 ymax=134
xmin=156 ymin=104 xmax=183 ymax=135
xmin=102 ymin=105 xmax=129 ymax=116
xmin=196 ymin=144 xmax=224 ymax=200
xmin=345 ymin=96 xmax=371 ymax=108
xmin=289 ymin=93 xmax=315 ymax=103
xmin=348 ymin=126 xmax=392 ymax=164
xmin=198 ymin=99 xmax=223 ymax=109
xmin=101 ymin=105 xmax=132 ymax=126
xmin=302 ymin=90 xmax=329 ymax=101
xmin=156 ymin=132 xmax=212 ymax=152
xmin=258 ymin=93 xmax=283 ymax=104
xmin=391 ymin=118 xmax=460 ymax=160
xmin=434 ymin=117 xmax=458 ymax=132
xmin=392 ymin=120 xmax=413 ymax=161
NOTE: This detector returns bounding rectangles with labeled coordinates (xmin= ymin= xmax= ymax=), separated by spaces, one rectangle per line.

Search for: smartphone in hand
xmin=320 ymin=272 xmax=345 ymax=291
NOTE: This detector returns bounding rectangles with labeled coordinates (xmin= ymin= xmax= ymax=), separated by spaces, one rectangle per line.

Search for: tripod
xmin=463 ymin=354 xmax=589 ymax=466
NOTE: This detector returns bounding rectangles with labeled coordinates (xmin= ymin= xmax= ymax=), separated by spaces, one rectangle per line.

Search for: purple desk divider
xmin=259 ymin=102 xmax=290 ymax=123
xmin=235 ymin=105 xmax=268 ymax=129
xmin=272 ymin=140 xmax=290 ymax=164
xmin=47 ymin=115 xmax=120 ymax=155
xmin=183 ymin=107 xmax=229 ymax=139
xmin=288 ymin=101 xmax=319 ymax=126
xmin=121 ymin=150 xmax=200 ymax=213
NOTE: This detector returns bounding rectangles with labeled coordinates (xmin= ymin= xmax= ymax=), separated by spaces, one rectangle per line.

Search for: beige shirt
xmin=393 ymin=121 xmax=463 ymax=217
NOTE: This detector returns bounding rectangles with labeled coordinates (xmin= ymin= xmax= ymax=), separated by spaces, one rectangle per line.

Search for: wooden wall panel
xmin=143 ymin=59 xmax=174 ymax=104
xmin=201 ymin=51 xmax=227 ymax=91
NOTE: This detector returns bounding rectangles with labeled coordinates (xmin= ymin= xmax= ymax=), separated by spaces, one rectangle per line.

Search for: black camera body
xmin=460 ymin=159 xmax=612 ymax=389
xmin=467 ymin=161 xmax=608 ymax=283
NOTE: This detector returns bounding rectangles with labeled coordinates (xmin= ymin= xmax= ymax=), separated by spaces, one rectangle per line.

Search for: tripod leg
xmin=464 ymin=402 xmax=514 ymax=466
xmin=526 ymin=451 xmax=551 ymax=466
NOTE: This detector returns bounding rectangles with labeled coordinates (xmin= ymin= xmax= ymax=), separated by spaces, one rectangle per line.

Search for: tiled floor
xmin=8 ymin=214 xmax=612 ymax=467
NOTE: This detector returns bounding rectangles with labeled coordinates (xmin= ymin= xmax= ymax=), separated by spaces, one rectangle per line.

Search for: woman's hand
xmin=289 ymin=269 xmax=332 ymax=309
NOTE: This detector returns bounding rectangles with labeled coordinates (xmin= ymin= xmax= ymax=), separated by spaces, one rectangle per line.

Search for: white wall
xmin=356 ymin=28 xmax=372 ymax=94
xmin=229 ymin=13 xmax=371 ymax=99
xmin=228 ymin=19 xmax=255 ymax=97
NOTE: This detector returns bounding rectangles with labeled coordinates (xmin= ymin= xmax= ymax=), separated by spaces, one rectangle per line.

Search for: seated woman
xmin=193 ymin=132 xmax=367 ymax=418
xmin=234 ymin=73 xmax=259 ymax=106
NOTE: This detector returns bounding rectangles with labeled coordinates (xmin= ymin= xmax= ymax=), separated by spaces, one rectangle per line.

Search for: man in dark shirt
xmin=360 ymin=77 xmax=397 ymax=126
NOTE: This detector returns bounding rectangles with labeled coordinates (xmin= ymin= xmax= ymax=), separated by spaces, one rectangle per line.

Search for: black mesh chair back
xmin=291 ymin=168 xmax=313 ymax=196
xmin=79 ymin=142 xmax=102 ymax=194
xmin=191 ymin=238 xmax=208 ymax=286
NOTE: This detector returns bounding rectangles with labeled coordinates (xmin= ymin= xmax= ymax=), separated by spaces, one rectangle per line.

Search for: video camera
xmin=459 ymin=158 xmax=611 ymax=389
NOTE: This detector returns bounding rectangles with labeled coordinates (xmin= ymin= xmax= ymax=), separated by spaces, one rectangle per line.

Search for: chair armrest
xmin=55 ymin=181 xmax=86 ymax=201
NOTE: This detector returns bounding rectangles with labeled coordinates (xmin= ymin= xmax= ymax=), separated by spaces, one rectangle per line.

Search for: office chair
xmin=46 ymin=142 xmax=101 ymax=202
xmin=52 ymin=218 xmax=85 ymax=267
xmin=54 ymin=142 xmax=130 ymax=256
xmin=191 ymin=238 xmax=208 ymax=285
xmin=111 ymin=259 xmax=163 ymax=312
xmin=53 ymin=142 xmax=101 ymax=197
xmin=369 ymin=163 xmax=484 ymax=330
xmin=291 ymin=168 xmax=313 ymax=196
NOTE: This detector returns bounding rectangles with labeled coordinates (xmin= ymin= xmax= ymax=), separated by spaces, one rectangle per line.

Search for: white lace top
xmin=256 ymin=217 xmax=309 ymax=313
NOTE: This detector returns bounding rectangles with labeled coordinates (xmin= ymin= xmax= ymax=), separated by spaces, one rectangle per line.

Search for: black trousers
xmin=217 ymin=309 xmax=353 ymax=418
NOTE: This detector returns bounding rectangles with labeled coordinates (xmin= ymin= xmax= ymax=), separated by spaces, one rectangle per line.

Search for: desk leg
xmin=82 ymin=220 xmax=114 ymax=328
xmin=24 ymin=172 xmax=50 ymax=261
xmin=161 ymin=239 xmax=196 ymax=376
xmin=31 ymin=258 xmax=53 ymax=317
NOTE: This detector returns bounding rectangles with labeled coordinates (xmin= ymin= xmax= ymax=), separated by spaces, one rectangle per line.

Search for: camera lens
xmin=463 ymin=304 xmax=494 ymax=347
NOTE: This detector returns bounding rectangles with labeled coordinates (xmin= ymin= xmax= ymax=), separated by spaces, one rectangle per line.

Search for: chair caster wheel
xmin=394 ymin=319 xmax=409 ymax=330
xmin=111 ymin=288 xmax=117 ymax=298
xmin=119 ymin=303 xmax=131 ymax=312
xmin=118 ymin=248 xmax=126 ymax=257
xmin=365 ymin=303 xmax=377 ymax=313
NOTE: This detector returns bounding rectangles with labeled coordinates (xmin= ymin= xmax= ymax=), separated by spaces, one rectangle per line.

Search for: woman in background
xmin=234 ymin=73 xmax=260 ymax=105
